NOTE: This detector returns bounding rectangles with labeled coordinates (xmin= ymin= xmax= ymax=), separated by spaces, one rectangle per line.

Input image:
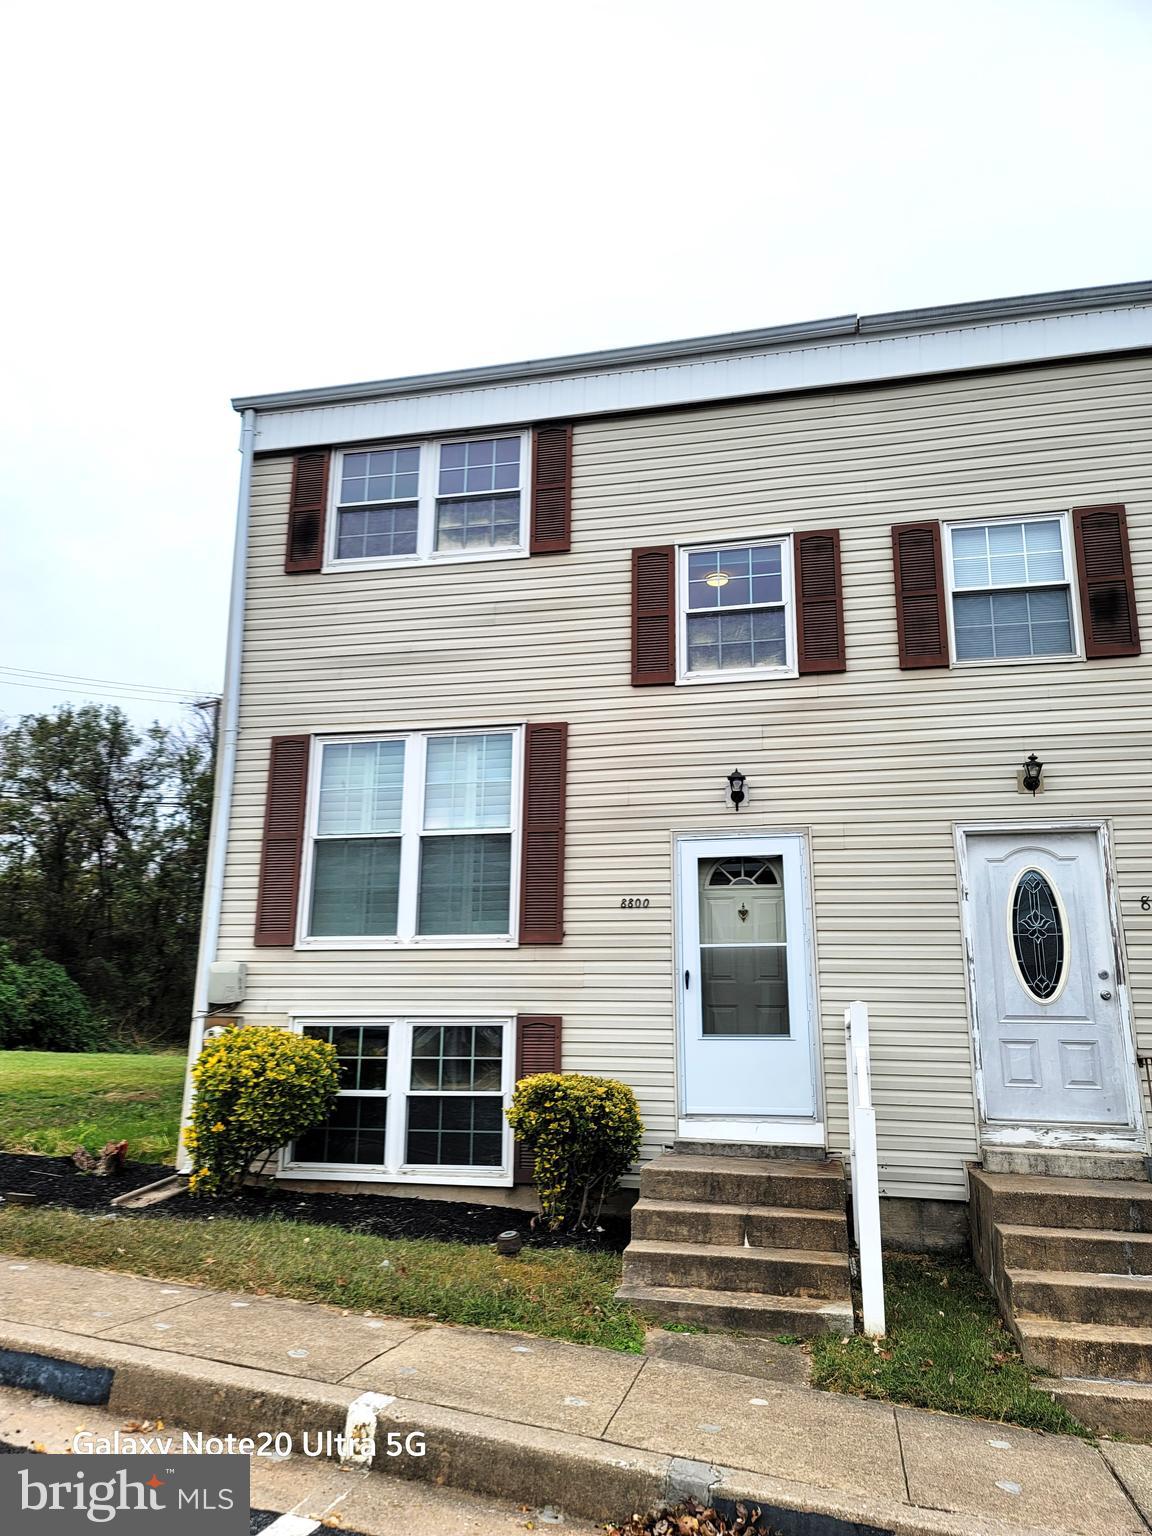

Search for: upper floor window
xmin=945 ymin=514 xmax=1077 ymax=662
xmin=678 ymin=539 xmax=793 ymax=681
xmin=330 ymin=433 xmax=528 ymax=568
xmin=302 ymin=729 xmax=520 ymax=946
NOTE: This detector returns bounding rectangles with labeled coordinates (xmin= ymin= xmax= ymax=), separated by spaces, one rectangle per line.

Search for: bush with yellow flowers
xmin=506 ymin=1073 xmax=643 ymax=1230
xmin=184 ymin=1025 xmax=340 ymax=1197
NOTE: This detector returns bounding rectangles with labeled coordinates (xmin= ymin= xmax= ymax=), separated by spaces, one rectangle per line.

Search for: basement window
xmin=287 ymin=1018 xmax=513 ymax=1182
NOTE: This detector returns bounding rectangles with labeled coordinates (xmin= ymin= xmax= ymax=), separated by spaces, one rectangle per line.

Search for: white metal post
xmin=845 ymin=1000 xmax=886 ymax=1336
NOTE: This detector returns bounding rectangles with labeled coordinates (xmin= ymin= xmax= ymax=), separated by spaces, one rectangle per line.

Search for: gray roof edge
xmin=858 ymin=278 xmax=1152 ymax=334
xmin=231 ymin=314 xmax=859 ymax=413
xmin=232 ymin=279 xmax=1152 ymax=414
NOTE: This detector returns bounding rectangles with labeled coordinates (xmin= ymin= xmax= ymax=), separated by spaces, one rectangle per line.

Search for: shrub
xmin=0 ymin=943 xmax=108 ymax=1052
xmin=184 ymin=1025 xmax=340 ymax=1197
xmin=506 ymin=1073 xmax=644 ymax=1230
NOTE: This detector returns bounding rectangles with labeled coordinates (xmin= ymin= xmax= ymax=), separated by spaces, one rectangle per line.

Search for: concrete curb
xmin=0 ymin=1321 xmax=1076 ymax=1535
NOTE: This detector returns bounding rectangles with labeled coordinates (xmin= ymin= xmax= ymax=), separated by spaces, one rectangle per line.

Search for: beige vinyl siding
xmin=217 ymin=353 xmax=1152 ymax=1201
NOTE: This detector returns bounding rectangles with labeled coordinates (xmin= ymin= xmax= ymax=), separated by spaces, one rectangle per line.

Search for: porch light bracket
xmin=727 ymin=769 xmax=747 ymax=811
xmin=1021 ymin=754 xmax=1044 ymax=796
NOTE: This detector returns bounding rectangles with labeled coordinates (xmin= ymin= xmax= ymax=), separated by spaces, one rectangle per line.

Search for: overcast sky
xmin=2 ymin=0 xmax=1149 ymax=730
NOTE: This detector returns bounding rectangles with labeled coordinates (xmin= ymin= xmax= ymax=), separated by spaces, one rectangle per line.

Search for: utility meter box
xmin=207 ymin=961 xmax=248 ymax=1006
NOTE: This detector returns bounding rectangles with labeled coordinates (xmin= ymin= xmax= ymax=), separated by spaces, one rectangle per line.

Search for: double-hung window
xmin=330 ymin=433 xmax=528 ymax=568
xmin=304 ymin=729 xmax=520 ymax=945
xmin=679 ymin=538 xmax=793 ymax=680
xmin=946 ymin=514 xmax=1077 ymax=662
xmin=289 ymin=1017 xmax=512 ymax=1181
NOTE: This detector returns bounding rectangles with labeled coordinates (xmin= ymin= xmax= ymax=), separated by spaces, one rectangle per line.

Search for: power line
xmin=0 ymin=680 xmax=208 ymax=706
xmin=0 ymin=665 xmax=216 ymax=698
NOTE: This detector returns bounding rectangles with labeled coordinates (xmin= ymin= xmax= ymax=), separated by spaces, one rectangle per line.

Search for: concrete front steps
xmin=616 ymin=1151 xmax=853 ymax=1338
xmin=970 ymin=1164 xmax=1152 ymax=1437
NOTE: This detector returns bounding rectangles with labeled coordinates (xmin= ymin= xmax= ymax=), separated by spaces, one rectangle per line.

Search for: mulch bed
xmin=0 ymin=1151 xmax=172 ymax=1210
xmin=0 ymin=1150 xmax=628 ymax=1253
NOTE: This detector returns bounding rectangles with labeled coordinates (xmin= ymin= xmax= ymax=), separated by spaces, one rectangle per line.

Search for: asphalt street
xmin=0 ymin=1388 xmax=594 ymax=1535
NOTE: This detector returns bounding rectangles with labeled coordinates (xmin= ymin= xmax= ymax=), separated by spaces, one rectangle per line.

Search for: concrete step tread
xmin=971 ymin=1170 xmax=1152 ymax=1200
xmin=624 ymin=1238 xmax=850 ymax=1268
xmin=617 ymin=1282 xmax=854 ymax=1319
xmin=1038 ymin=1376 xmax=1152 ymax=1398
xmin=1017 ymin=1317 xmax=1152 ymax=1345
xmin=646 ymin=1153 xmax=844 ymax=1179
xmin=630 ymin=1198 xmax=847 ymax=1224
xmin=1007 ymin=1267 xmax=1152 ymax=1290
xmin=998 ymin=1222 xmax=1152 ymax=1245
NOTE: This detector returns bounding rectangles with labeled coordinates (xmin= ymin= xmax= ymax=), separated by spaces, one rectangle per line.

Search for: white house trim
xmin=237 ymin=286 xmax=1152 ymax=453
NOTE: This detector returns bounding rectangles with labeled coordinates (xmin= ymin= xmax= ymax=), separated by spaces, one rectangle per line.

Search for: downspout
xmin=177 ymin=407 xmax=257 ymax=1172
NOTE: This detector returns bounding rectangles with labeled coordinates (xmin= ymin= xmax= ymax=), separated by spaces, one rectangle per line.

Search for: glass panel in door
xmin=699 ymin=858 xmax=789 ymax=1035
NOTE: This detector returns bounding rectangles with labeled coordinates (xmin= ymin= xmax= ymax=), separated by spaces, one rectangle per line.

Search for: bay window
xmin=303 ymin=729 xmax=519 ymax=946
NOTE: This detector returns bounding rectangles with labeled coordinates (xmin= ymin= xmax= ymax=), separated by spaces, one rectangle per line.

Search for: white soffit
xmin=239 ymin=284 xmax=1152 ymax=454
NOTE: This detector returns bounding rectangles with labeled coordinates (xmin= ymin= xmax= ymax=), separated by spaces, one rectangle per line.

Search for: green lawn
xmin=0 ymin=1051 xmax=185 ymax=1163
xmin=0 ymin=1206 xmax=644 ymax=1352
xmin=810 ymin=1252 xmax=1090 ymax=1437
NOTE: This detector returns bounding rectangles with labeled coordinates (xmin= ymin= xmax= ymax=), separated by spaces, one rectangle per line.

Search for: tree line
xmin=0 ymin=704 xmax=214 ymax=1049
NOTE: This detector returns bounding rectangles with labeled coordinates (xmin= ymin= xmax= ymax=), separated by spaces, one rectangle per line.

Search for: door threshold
xmin=677 ymin=1118 xmax=825 ymax=1146
xmin=980 ymin=1126 xmax=1144 ymax=1152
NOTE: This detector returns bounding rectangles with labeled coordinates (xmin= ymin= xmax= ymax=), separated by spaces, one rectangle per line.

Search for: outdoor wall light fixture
xmin=727 ymin=769 xmax=747 ymax=811
xmin=1022 ymin=754 xmax=1044 ymax=796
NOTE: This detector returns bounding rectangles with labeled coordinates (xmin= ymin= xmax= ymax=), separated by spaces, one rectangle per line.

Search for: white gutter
xmin=177 ymin=408 xmax=256 ymax=1172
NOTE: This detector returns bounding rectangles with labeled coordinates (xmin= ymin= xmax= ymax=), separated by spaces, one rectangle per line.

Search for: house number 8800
xmin=620 ymin=898 xmax=651 ymax=909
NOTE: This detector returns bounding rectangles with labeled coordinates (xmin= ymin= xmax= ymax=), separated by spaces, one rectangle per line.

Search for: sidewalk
xmin=0 ymin=1252 xmax=1149 ymax=1536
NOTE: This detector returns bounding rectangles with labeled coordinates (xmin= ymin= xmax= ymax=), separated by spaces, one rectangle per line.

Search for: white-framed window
xmin=944 ymin=512 xmax=1079 ymax=664
xmin=677 ymin=537 xmax=795 ymax=682
xmin=327 ymin=431 xmax=530 ymax=569
xmin=299 ymin=728 xmax=522 ymax=948
xmin=286 ymin=1017 xmax=513 ymax=1184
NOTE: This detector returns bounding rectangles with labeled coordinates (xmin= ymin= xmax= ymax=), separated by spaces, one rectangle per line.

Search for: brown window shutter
xmin=530 ymin=424 xmax=573 ymax=553
xmin=254 ymin=736 xmax=311 ymax=946
xmin=1073 ymin=505 xmax=1141 ymax=658
xmin=892 ymin=521 xmax=949 ymax=669
xmin=284 ymin=451 xmax=331 ymax=573
xmin=632 ymin=546 xmax=676 ymax=685
xmin=794 ymin=529 xmax=846 ymax=674
xmin=519 ymin=723 xmax=568 ymax=944
xmin=513 ymin=1014 xmax=562 ymax=1181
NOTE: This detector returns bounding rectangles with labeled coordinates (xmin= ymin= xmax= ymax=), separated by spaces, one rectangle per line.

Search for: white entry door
xmin=677 ymin=835 xmax=818 ymax=1122
xmin=965 ymin=829 xmax=1137 ymax=1133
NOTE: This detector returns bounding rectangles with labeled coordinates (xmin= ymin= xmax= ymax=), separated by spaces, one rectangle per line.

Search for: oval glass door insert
xmin=1009 ymin=868 xmax=1066 ymax=1001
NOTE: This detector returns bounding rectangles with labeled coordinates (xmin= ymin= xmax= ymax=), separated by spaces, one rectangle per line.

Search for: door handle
xmin=684 ymin=969 xmax=691 ymax=990
xmin=1101 ymin=990 xmax=1113 ymax=1001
